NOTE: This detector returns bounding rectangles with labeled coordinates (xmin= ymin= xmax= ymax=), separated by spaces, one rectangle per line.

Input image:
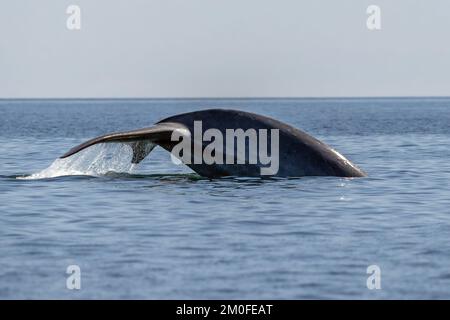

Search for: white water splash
xmin=20 ymin=143 xmax=137 ymax=180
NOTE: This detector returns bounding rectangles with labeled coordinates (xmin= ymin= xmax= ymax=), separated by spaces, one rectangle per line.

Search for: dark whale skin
xmin=60 ymin=109 xmax=366 ymax=178
xmin=157 ymin=109 xmax=366 ymax=178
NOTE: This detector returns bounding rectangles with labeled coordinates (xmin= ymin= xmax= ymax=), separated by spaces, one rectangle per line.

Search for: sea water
xmin=1 ymin=98 xmax=450 ymax=299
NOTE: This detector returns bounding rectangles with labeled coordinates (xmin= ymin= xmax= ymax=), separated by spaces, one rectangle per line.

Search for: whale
xmin=60 ymin=109 xmax=366 ymax=178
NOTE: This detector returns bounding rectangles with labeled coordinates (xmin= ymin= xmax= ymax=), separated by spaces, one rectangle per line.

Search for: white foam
xmin=19 ymin=143 xmax=136 ymax=180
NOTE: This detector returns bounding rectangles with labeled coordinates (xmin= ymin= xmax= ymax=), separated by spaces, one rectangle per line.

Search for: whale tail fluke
xmin=59 ymin=122 xmax=185 ymax=163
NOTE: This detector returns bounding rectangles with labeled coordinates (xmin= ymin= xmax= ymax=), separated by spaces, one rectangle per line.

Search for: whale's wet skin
xmin=2 ymin=98 xmax=450 ymax=298
xmin=57 ymin=109 xmax=366 ymax=178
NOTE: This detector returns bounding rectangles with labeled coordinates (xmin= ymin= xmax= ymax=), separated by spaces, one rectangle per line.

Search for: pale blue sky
xmin=1 ymin=0 xmax=449 ymax=98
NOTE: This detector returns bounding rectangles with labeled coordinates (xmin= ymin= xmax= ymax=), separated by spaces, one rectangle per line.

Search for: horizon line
xmin=1 ymin=95 xmax=450 ymax=101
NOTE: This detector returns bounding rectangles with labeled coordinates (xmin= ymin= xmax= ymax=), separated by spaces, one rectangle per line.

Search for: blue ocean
xmin=1 ymin=98 xmax=450 ymax=299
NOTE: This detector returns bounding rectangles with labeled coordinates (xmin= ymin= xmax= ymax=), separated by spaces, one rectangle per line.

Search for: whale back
xmin=158 ymin=109 xmax=366 ymax=177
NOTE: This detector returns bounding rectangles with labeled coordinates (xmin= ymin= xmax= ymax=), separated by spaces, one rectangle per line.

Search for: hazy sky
xmin=1 ymin=0 xmax=449 ymax=98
